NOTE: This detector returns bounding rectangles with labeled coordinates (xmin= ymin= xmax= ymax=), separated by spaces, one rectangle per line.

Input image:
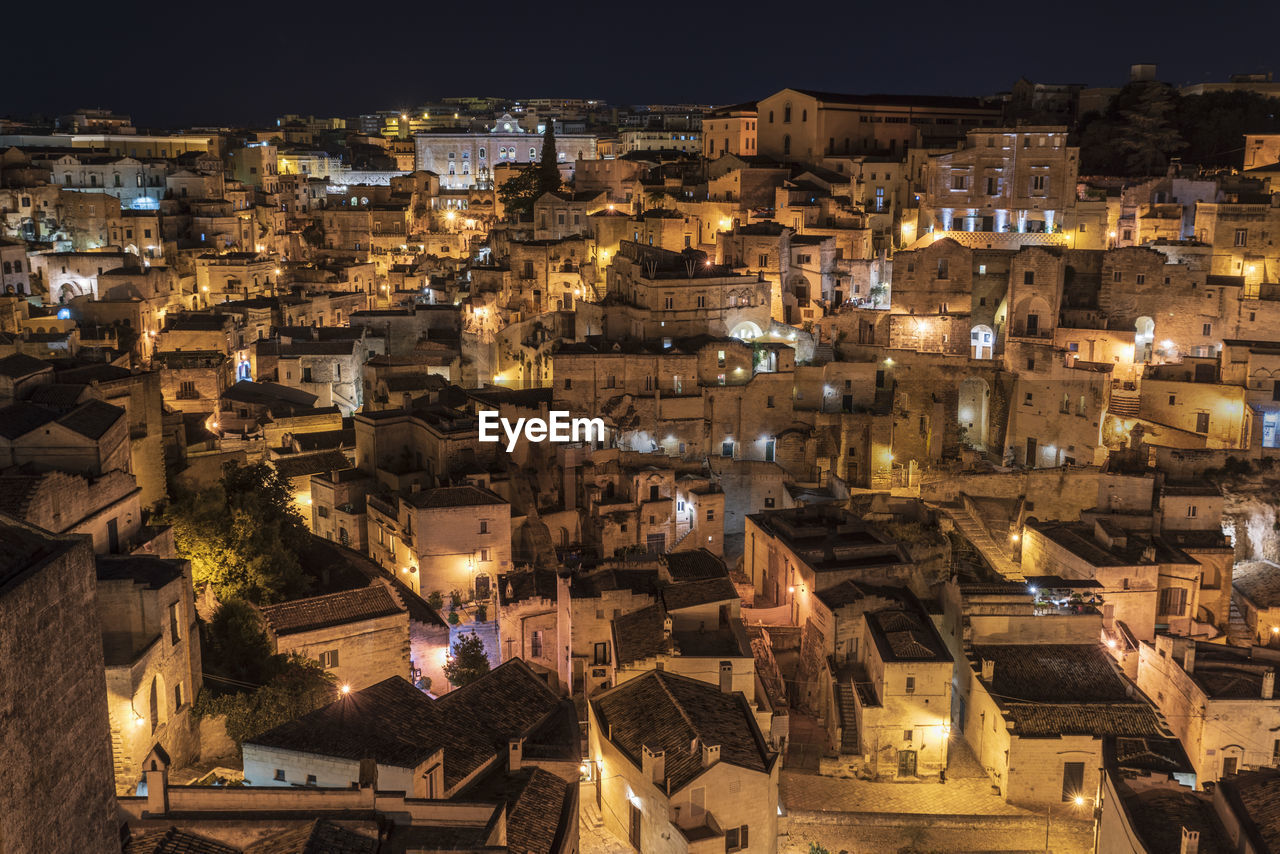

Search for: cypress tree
xmin=538 ymin=121 xmax=561 ymax=194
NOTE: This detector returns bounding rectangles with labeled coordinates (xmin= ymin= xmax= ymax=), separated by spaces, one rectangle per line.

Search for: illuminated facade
xmin=414 ymin=116 xmax=597 ymax=189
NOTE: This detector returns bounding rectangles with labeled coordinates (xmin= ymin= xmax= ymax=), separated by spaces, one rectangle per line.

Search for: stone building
xmin=415 ymin=121 xmax=597 ymax=190
xmin=1136 ymin=636 xmax=1280 ymax=785
xmin=588 ymin=669 xmax=780 ymax=854
xmin=703 ymin=103 xmax=758 ymax=159
xmin=258 ymin=582 xmax=411 ymax=692
xmin=96 ymin=553 xmax=202 ymax=794
xmin=366 ymin=483 xmax=512 ymax=600
xmin=0 ymin=516 xmax=118 ymax=853
xmin=920 ymin=127 xmax=1078 ymax=236
xmin=756 ymin=88 xmax=1000 ymax=162
xmin=604 ymin=242 xmax=770 ymax=340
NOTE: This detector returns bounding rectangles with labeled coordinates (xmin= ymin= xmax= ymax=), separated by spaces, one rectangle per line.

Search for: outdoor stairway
xmin=944 ymin=503 xmax=1023 ymax=581
xmin=836 ymin=682 xmax=859 ymax=754
xmin=811 ymin=342 xmax=835 ymax=363
xmin=579 ymin=788 xmax=604 ymax=829
xmin=1227 ymin=598 xmax=1253 ymax=647
xmin=1108 ymin=391 xmax=1141 ymax=418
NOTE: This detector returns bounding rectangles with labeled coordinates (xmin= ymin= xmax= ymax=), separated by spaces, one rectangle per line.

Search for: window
xmin=1159 ymin=587 xmax=1188 ymax=617
xmin=706 ymin=509 xmax=716 ymax=521
xmin=951 ymin=174 xmax=967 ymax=191
xmin=168 ymin=602 xmax=181 ymax=644
xmin=1031 ymin=175 xmax=1046 ymax=193
xmin=174 ymin=682 xmax=183 ymax=710
xmin=318 ymin=649 xmax=340 ymax=668
xmin=903 ymin=729 xmax=913 ymax=742
xmin=783 ymin=103 xmax=791 ymax=122
xmin=717 ymin=350 xmax=726 ymax=367
xmin=725 ymin=826 xmax=749 ymax=853
xmin=1195 ymin=412 xmax=1210 ymax=433
xmin=937 ymin=260 xmax=949 ymax=280
xmin=985 ymin=177 xmax=998 ymax=195
xmin=306 ymin=774 xmax=317 ymax=786
xmin=530 ymin=630 xmax=544 ymax=659
xmin=564 ymin=378 xmax=572 ymax=389
xmin=1024 ymin=271 xmax=1035 ymax=285
xmin=767 ymin=396 xmax=775 ymax=408
xmin=1234 ymin=228 xmax=1247 ymax=247
xmin=1169 ymin=394 xmax=1177 ymax=405
xmin=1202 ymin=323 xmax=1212 ymax=336
xmin=479 ymin=520 xmax=488 ymax=534
xmin=764 ymin=497 xmax=775 ymax=508
xmin=1186 ymin=505 xmax=1198 ymax=518
xmin=905 ymin=676 xmax=916 ymax=694
xmin=722 ymin=440 xmax=734 ymax=457
xmin=1136 ymin=274 xmax=1146 ymax=285
xmin=1113 ymin=271 xmax=1122 ymax=283
xmin=275 ymin=769 xmax=286 ymax=782
xmin=480 ymin=548 xmax=492 ymax=562
xmin=594 ymin=642 xmax=609 ymax=666
xmin=1024 ymin=392 xmax=1033 ymax=406
xmin=1061 ymin=762 xmax=1085 ymax=802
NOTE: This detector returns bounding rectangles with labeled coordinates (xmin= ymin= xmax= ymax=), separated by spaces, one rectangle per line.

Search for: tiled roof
xmin=247 ymin=660 xmax=562 ymax=790
xmin=612 ymin=603 xmax=670 ymax=665
xmin=26 ymin=382 xmax=90 ymax=410
xmin=1120 ymin=787 xmax=1231 ymax=854
xmin=260 ymin=584 xmax=404 ymax=636
xmin=592 ymin=669 xmax=773 ymax=791
xmin=0 ymin=352 xmax=51 ymax=379
xmin=243 ymin=819 xmax=378 ymax=854
xmin=123 ymin=827 xmax=239 ymax=854
xmin=0 ymin=403 xmax=57 ymax=439
xmin=1002 ymin=702 xmax=1165 ymax=737
xmin=1220 ymin=769 xmax=1280 ymax=853
xmin=96 ymin=555 xmax=185 ymax=589
xmin=661 ymin=577 xmax=738 ymax=612
xmin=971 ymin=643 xmax=1132 ymax=703
xmin=402 ymin=484 xmax=507 ymax=509
xmin=462 ymin=767 xmax=573 ymax=854
xmin=1234 ymin=560 xmax=1280 ymax=609
xmin=56 ymin=399 xmax=125 ymax=439
xmin=662 ymin=549 xmax=728 ymax=581
xmin=865 ymin=597 xmax=950 ymax=663
xmin=272 ymin=450 xmax=352 ymax=480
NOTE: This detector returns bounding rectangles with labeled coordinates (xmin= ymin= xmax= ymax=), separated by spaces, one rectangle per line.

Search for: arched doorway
xmin=730 ymin=321 xmax=762 ymax=340
xmin=970 ymin=325 xmax=994 ymax=360
xmin=958 ymin=377 xmax=991 ymax=449
xmin=1135 ymin=316 xmax=1155 ymax=363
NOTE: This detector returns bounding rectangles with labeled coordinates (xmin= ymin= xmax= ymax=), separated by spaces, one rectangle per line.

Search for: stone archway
xmin=970 ymin=324 xmax=994 ymax=360
xmin=730 ymin=320 xmax=763 ymax=341
xmin=958 ymin=377 xmax=991 ymax=449
xmin=1135 ymin=316 xmax=1155 ymax=363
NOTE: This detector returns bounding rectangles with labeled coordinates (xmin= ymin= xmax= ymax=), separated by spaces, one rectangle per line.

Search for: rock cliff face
xmin=1222 ymin=484 xmax=1280 ymax=563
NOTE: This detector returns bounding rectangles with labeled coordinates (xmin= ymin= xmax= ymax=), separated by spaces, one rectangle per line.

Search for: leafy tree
xmin=163 ymin=461 xmax=311 ymax=603
xmin=1115 ymin=83 xmax=1187 ymax=175
xmin=204 ymin=598 xmax=273 ymax=685
xmin=1175 ymin=92 xmax=1280 ymax=169
xmin=444 ymin=632 xmax=491 ymax=687
xmin=1078 ymin=82 xmax=1186 ymax=175
xmin=195 ymin=656 xmax=337 ymax=747
xmin=497 ymin=166 xmax=543 ymax=221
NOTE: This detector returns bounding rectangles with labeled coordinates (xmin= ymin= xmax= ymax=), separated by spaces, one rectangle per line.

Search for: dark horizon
xmin=6 ymin=0 xmax=1277 ymax=128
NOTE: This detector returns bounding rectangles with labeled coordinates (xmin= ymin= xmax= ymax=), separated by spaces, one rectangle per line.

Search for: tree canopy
xmin=1078 ymin=84 xmax=1280 ymax=175
xmin=195 ymin=598 xmax=337 ymax=748
xmin=163 ymin=461 xmax=311 ymax=603
xmin=443 ymin=632 xmax=491 ymax=688
xmin=497 ymin=123 xmax=564 ymax=222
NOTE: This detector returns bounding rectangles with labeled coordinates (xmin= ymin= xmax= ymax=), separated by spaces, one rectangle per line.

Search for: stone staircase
xmin=811 ymin=342 xmax=835 ymax=363
xmin=944 ymin=502 xmax=1023 ymax=581
xmin=1108 ymin=391 xmax=1141 ymax=418
xmin=836 ymin=682 xmax=859 ymax=754
xmin=579 ymin=785 xmax=604 ymax=830
xmin=1227 ymin=597 xmax=1254 ymax=647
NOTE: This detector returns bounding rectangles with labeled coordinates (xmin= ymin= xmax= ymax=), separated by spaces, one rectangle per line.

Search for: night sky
xmin=9 ymin=0 xmax=1277 ymax=128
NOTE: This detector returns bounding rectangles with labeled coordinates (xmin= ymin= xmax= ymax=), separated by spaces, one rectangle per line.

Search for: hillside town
xmin=6 ymin=63 xmax=1280 ymax=854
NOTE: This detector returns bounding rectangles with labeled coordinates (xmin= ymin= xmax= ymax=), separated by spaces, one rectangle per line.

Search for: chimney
xmin=719 ymin=660 xmax=734 ymax=694
xmin=981 ymin=659 xmax=995 ymax=682
xmin=144 ymin=767 xmax=169 ymax=817
xmin=509 ymin=737 xmax=524 ymax=771
xmin=1180 ymin=827 xmax=1200 ymax=854
xmin=701 ymin=743 xmax=721 ymax=768
xmin=1263 ymin=669 xmax=1275 ymax=700
xmin=642 ymin=745 xmax=665 ymax=784
xmin=1183 ymin=645 xmax=1196 ymax=674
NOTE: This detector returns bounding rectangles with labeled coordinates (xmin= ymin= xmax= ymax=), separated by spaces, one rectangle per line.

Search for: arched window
xmin=478 ymin=147 xmax=486 ymax=159
xmin=783 ymin=135 xmax=791 ymax=156
xmin=802 ymin=109 xmax=807 ymax=121
xmin=768 ymin=110 xmax=774 ymax=123
xmin=784 ymin=103 xmax=792 ymax=122
xmin=113 ymin=174 xmax=121 ymax=187
xmin=530 ymin=147 xmax=537 ymax=159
